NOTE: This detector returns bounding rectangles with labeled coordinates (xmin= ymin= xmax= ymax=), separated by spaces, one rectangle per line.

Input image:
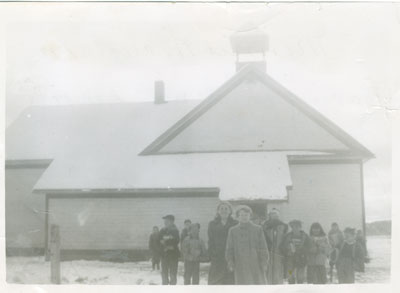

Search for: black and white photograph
xmin=1 ymin=1 xmax=397 ymax=288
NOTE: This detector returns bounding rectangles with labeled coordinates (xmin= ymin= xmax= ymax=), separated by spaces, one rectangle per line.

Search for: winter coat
xmin=149 ymin=232 xmax=162 ymax=257
xmin=181 ymin=228 xmax=190 ymax=245
xmin=181 ymin=235 xmax=207 ymax=262
xmin=262 ymin=219 xmax=288 ymax=284
xmin=356 ymin=234 xmax=367 ymax=256
xmin=207 ymin=216 xmax=238 ymax=284
xmin=225 ymin=222 xmax=269 ymax=285
xmin=307 ymin=235 xmax=330 ymax=266
xmin=337 ymin=240 xmax=365 ymax=272
xmin=158 ymin=224 xmax=180 ymax=258
xmin=263 ymin=219 xmax=288 ymax=253
xmin=336 ymin=240 xmax=365 ymax=283
xmin=328 ymin=229 xmax=344 ymax=249
xmin=281 ymin=231 xmax=310 ymax=268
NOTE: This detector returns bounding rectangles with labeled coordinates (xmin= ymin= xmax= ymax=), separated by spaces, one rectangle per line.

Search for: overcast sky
xmin=5 ymin=2 xmax=398 ymax=222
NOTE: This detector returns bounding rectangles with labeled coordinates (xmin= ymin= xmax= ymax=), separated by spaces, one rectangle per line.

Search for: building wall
xmin=7 ymin=162 xmax=364 ymax=253
xmin=47 ymin=163 xmax=363 ymax=251
xmin=5 ymin=167 xmax=48 ymax=249
xmin=268 ymin=162 xmax=363 ymax=233
xmin=160 ymin=79 xmax=349 ymax=153
xmin=48 ymin=196 xmax=220 ymax=250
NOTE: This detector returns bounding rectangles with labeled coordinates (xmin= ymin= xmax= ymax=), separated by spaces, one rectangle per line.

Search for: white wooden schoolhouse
xmin=5 ymin=30 xmax=373 ymax=260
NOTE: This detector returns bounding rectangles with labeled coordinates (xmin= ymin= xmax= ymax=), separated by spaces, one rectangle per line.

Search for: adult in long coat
xmin=225 ymin=205 xmax=269 ymax=285
xmin=207 ymin=202 xmax=238 ymax=285
xmin=262 ymin=208 xmax=288 ymax=284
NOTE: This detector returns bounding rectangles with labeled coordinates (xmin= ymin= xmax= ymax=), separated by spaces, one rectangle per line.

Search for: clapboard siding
xmin=269 ymin=163 xmax=363 ymax=233
xmin=160 ymin=80 xmax=349 ymax=153
xmin=5 ymin=167 xmax=47 ymax=248
xmin=49 ymin=196 xmax=219 ymax=250
xmin=46 ymin=163 xmax=363 ymax=251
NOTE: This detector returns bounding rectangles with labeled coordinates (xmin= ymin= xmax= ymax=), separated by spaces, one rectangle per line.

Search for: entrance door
xmin=236 ymin=201 xmax=267 ymax=225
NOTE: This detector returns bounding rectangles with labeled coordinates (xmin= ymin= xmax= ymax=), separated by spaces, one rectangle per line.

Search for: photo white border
xmin=0 ymin=1 xmax=398 ymax=292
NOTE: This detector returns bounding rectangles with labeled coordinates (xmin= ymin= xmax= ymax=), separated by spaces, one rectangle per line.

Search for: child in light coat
xmin=181 ymin=223 xmax=207 ymax=285
xmin=307 ymin=222 xmax=330 ymax=284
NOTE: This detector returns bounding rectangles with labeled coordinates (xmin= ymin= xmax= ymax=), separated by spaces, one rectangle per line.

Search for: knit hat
xmin=268 ymin=208 xmax=280 ymax=216
xmin=344 ymin=227 xmax=356 ymax=235
xmin=162 ymin=214 xmax=175 ymax=221
xmin=235 ymin=205 xmax=252 ymax=217
xmin=289 ymin=219 xmax=302 ymax=228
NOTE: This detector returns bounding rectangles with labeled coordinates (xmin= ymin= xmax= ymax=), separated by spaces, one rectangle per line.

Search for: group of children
xmin=148 ymin=203 xmax=369 ymax=285
xmin=148 ymin=216 xmax=207 ymax=285
xmin=282 ymin=221 xmax=368 ymax=285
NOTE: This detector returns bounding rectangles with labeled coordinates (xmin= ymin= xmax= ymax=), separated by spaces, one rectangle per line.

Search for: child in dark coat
xmin=263 ymin=208 xmax=288 ymax=284
xmin=181 ymin=223 xmax=207 ymax=285
xmin=159 ymin=215 xmax=180 ymax=285
xmin=282 ymin=220 xmax=309 ymax=284
xmin=336 ymin=227 xmax=365 ymax=284
xmin=355 ymin=229 xmax=369 ymax=272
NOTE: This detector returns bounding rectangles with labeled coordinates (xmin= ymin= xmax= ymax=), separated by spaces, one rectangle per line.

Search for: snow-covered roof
xmin=6 ymin=100 xmax=200 ymax=161
xmin=6 ymin=64 xmax=373 ymax=200
xmin=6 ymin=100 xmax=293 ymax=200
xmin=34 ymin=152 xmax=293 ymax=201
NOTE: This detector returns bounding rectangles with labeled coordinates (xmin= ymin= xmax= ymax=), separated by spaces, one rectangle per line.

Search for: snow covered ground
xmin=6 ymin=235 xmax=390 ymax=285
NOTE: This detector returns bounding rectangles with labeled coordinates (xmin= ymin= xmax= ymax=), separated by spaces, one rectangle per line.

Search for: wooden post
xmin=45 ymin=195 xmax=50 ymax=261
xmin=50 ymin=224 xmax=61 ymax=284
xmin=45 ymin=248 xmax=50 ymax=261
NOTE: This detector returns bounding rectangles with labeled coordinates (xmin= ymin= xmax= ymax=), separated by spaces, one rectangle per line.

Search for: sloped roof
xmin=34 ymin=152 xmax=293 ymax=201
xmin=5 ymin=64 xmax=373 ymax=200
xmin=6 ymin=100 xmax=294 ymax=200
xmin=6 ymin=101 xmax=200 ymax=161
xmin=141 ymin=65 xmax=374 ymax=159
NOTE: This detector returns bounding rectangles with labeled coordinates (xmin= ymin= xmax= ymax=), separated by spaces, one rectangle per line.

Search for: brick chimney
xmin=154 ymin=80 xmax=166 ymax=104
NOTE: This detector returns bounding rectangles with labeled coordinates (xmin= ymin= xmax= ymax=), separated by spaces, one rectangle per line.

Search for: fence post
xmin=50 ymin=224 xmax=61 ymax=284
xmin=45 ymin=249 xmax=50 ymax=261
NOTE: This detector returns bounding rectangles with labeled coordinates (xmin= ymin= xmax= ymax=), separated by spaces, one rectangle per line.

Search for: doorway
xmin=233 ymin=200 xmax=268 ymax=225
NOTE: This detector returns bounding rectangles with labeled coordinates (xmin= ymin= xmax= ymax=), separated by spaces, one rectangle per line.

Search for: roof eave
xmin=250 ymin=66 xmax=376 ymax=162
xmin=140 ymin=64 xmax=375 ymax=160
xmin=139 ymin=65 xmax=257 ymax=156
xmin=32 ymin=187 xmax=221 ymax=195
xmin=5 ymin=159 xmax=53 ymax=169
